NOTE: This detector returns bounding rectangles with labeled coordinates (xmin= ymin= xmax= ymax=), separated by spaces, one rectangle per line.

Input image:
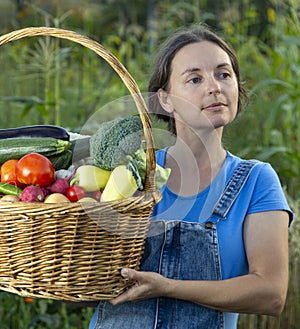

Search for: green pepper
xmin=0 ymin=182 xmax=23 ymax=197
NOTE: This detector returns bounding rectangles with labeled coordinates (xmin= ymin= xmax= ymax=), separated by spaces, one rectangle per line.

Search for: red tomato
xmin=16 ymin=153 xmax=55 ymax=187
xmin=1 ymin=159 xmax=25 ymax=187
xmin=67 ymin=185 xmax=86 ymax=202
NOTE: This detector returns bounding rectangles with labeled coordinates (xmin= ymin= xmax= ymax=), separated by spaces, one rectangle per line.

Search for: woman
xmin=89 ymin=25 xmax=293 ymax=329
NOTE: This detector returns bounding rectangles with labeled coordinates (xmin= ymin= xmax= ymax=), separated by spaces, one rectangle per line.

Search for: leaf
xmin=0 ymin=96 xmax=45 ymax=105
xmin=250 ymin=79 xmax=293 ymax=95
xmin=255 ymin=146 xmax=290 ymax=161
xmin=263 ymin=93 xmax=290 ymax=145
xmin=20 ymin=104 xmax=35 ymax=118
xmin=36 ymin=103 xmax=49 ymax=118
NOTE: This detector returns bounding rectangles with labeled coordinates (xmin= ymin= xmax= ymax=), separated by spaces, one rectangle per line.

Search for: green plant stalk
xmin=44 ymin=36 xmax=51 ymax=125
xmin=54 ymin=37 xmax=61 ymax=126
xmin=296 ymin=97 xmax=300 ymax=157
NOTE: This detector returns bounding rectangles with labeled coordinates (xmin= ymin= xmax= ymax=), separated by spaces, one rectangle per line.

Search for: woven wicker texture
xmin=0 ymin=27 xmax=160 ymax=301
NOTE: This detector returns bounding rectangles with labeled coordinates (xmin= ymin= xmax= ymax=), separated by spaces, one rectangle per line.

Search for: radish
xmin=50 ymin=168 xmax=75 ymax=195
xmin=49 ymin=178 xmax=70 ymax=195
xmin=20 ymin=185 xmax=46 ymax=202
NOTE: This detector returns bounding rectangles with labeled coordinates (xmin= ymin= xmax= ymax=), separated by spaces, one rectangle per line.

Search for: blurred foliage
xmin=0 ymin=0 xmax=299 ymax=328
xmin=0 ymin=293 xmax=94 ymax=329
xmin=223 ymin=0 xmax=300 ymax=199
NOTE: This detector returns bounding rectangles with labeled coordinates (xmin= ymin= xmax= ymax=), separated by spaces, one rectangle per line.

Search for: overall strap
xmin=212 ymin=160 xmax=258 ymax=219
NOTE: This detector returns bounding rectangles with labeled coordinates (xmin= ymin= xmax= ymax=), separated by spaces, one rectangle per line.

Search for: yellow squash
xmin=101 ymin=165 xmax=138 ymax=202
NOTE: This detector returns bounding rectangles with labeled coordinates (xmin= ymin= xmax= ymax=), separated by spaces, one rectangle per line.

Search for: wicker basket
xmin=0 ymin=27 xmax=161 ymax=301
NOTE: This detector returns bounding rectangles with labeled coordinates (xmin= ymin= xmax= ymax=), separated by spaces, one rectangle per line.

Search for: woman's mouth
xmin=202 ymin=102 xmax=226 ymax=111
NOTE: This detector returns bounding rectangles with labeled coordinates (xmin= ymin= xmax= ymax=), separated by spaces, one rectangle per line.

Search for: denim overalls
xmin=90 ymin=160 xmax=257 ymax=329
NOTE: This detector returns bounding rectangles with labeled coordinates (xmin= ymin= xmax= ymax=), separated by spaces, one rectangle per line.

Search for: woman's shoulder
xmin=226 ymin=151 xmax=273 ymax=174
xmin=226 ymin=151 xmax=293 ymax=224
xmin=156 ymin=148 xmax=276 ymax=178
xmin=225 ymin=151 xmax=285 ymax=193
xmin=224 ymin=151 xmax=281 ymax=197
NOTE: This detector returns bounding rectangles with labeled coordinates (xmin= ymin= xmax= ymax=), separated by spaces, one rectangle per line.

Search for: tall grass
xmin=230 ymin=1 xmax=300 ymax=327
xmin=224 ymin=0 xmax=300 ymax=200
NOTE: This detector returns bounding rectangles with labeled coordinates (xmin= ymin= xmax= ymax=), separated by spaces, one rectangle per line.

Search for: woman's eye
xmin=219 ymin=72 xmax=231 ymax=79
xmin=189 ymin=77 xmax=201 ymax=84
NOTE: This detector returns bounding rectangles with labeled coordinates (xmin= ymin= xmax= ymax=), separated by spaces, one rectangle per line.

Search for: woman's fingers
xmin=110 ymin=268 xmax=167 ymax=305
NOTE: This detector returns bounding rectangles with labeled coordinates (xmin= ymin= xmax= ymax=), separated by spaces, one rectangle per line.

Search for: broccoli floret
xmin=90 ymin=115 xmax=144 ymax=170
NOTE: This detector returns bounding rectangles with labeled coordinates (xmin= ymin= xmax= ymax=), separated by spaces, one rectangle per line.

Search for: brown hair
xmin=148 ymin=25 xmax=249 ymax=135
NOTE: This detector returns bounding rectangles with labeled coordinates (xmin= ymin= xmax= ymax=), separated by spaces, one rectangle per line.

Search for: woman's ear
xmin=157 ymin=88 xmax=174 ymax=113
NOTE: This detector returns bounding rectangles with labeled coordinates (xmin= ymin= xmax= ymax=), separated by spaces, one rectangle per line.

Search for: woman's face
xmin=159 ymin=41 xmax=239 ymax=134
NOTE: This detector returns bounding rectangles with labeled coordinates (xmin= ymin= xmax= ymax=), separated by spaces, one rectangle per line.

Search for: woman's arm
xmin=111 ymin=210 xmax=289 ymax=316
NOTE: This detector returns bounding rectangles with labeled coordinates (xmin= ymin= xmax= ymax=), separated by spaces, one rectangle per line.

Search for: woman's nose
xmin=209 ymin=88 xmax=221 ymax=96
xmin=207 ymin=78 xmax=221 ymax=95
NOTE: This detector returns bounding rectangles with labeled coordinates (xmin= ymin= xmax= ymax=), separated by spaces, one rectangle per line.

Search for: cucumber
xmin=0 ymin=137 xmax=71 ymax=165
xmin=49 ymin=138 xmax=92 ymax=170
xmin=48 ymin=149 xmax=73 ymax=170
xmin=0 ymin=125 xmax=70 ymax=141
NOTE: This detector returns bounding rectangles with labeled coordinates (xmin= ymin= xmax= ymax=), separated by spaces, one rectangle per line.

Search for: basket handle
xmin=0 ymin=26 xmax=156 ymax=192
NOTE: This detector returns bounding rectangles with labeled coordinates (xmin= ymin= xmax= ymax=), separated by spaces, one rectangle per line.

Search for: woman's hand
xmin=110 ymin=268 xmax=170 ymax=305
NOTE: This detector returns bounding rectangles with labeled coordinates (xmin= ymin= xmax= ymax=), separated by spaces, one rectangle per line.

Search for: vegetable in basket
xmin=16 ymin=152 xmax=55 ymax=187
xmin=66 ymin=185 xmax=86 ymax=202
xmin=44 ymin=192 xmax=70 ymax=203
xmin=89 ymin=115 xmax=144 ymax=171
xmin=20 ymin=185 xmax=46 ymax=202
xmin=49 ymin=177 xmax=70 ymax=195
xmin=0 ymin=137 xmax=71 ymax=165
xmin=128 ymin=147 xmax=171 ymax=190
xmin=0 ymin=181 xmax=22 ymax=197
xmin=0 ymin=194 xmax=19 ymax=202
xmin=1 ymin=159 xmax=24 ymax=187
xmin=0 ymin=124 xmax=70 ymax=141
xmin=70 ymin=165 xmax=111 ymax=192
xmin=89 ymin=115 xmax=171 ymax=190
xmin=101 ymin=165 xmax=138 ymax=202
xmin=48 ymin=149 xmax=73 ymax=170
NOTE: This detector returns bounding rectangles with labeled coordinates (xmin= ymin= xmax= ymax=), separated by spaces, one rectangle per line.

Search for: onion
xmin=77 ymin=196 xmax=98 ymax=203
xmin=0 ymin=194 xmax=20 ymax=202
xmin=44 ymin=193 xmax=70 ymax=203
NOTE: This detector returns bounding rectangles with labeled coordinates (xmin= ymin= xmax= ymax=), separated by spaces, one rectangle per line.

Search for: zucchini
xmin=0 ymin=125 xmax=70 ymax=141
xmin=0 ymin=137 xmax=71 ymax=165
xmin=48 ymin=149 xmax=73 ymax=170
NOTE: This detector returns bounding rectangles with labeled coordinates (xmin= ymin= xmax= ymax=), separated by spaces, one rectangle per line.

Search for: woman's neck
xmin=165 ymin=130 xmax=227 ymax=196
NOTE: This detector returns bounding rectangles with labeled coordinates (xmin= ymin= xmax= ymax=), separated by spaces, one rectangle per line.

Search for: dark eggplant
xmin=0 ymin=125 xmax=70 ymax=141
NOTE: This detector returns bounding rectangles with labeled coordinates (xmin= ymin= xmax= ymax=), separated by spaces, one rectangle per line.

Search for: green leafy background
xmin=0 ymin=1 xmax=299 ymax=328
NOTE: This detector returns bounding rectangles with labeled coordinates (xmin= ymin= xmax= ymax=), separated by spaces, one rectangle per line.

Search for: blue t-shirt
xmin=152 ymin=149 xmax=293 ymax=276
xmin=151 ymin=149 xmax=293 ymax=328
